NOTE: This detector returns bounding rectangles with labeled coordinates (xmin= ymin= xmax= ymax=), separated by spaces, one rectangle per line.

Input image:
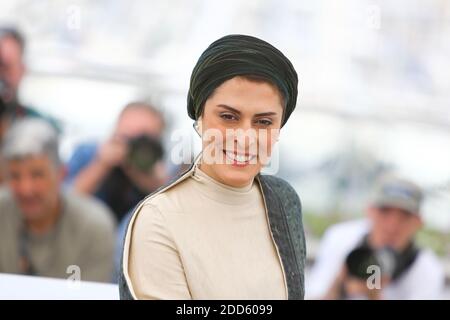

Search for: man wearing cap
xmin=306 ymin=175 xmax=445 ymax=300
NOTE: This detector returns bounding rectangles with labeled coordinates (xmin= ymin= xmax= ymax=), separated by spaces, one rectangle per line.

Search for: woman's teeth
xmin=224 ymin=151 xmax=256 ymax=163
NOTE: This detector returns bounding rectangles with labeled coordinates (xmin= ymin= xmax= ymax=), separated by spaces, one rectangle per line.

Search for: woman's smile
xmin=223 ymin=149 xmax=258 ymax=167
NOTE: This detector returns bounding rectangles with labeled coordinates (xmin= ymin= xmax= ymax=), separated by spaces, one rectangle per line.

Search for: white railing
xmin=0 ymin=273 xmax=119 ymax=300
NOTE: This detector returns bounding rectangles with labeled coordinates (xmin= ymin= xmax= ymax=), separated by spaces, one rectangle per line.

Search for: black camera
xmin=0 ymin=78 xmax=8 ymax=103
xmin=0 ymin=78 xmax=17 ymax=115
xmin=126 ymin=135 xmax=164 ymax=173
xmin=0 ymin=95 xmax=5 ymax=117
xmin=345 ymin=246 xmax=397 ymax=280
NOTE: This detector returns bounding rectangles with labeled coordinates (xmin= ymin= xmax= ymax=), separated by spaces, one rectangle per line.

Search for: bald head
xmin=115 ymin=102 xmax=165 ymax=140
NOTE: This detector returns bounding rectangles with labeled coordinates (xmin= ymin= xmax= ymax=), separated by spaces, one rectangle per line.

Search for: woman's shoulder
xmin=259 ymin=174 xmax=301 ymax=204
xmin=125 ymin=191 xmax=178 ymax=249
xmin=130 ymin=172 xmax=194 ymax=228
xmin=142 ymin=175 xmax=193 ymax=212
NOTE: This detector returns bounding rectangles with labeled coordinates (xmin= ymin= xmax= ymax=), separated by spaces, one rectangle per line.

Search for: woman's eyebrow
xmin=217 ymin=104 xmax=278 ymax=117
xmin=254 ymin=112 xmax=278 ymax=117
xmin=217 ymin=104 xmax=241 ymax=114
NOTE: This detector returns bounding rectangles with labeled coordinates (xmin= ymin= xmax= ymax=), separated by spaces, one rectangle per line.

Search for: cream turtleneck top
xmin=126 ymin=163 xmax=287 ymax=299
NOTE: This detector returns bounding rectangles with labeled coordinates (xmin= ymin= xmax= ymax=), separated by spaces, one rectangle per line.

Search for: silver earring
xmin=193 ymin=121 xmax=201 ymax=137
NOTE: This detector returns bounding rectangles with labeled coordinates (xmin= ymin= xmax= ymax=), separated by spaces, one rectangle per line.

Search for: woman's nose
xmin=233 ymin=128 xmax=257 ymax=150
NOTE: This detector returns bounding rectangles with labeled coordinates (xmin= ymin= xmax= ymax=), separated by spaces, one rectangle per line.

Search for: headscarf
xmin=187 ymin=34 xmax=298 ymax=127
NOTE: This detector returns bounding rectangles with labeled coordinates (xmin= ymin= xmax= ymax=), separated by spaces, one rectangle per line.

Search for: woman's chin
xmin=218 ymin=164 xmax=259 ymax=187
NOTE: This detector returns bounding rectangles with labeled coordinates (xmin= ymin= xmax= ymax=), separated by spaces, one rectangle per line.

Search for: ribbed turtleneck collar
xmin=190 ymin=163 xmax=259 ymax=206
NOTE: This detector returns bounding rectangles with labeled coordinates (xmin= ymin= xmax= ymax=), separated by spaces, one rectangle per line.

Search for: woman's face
xmin=198 ymin=76 xmax=284 ymax=188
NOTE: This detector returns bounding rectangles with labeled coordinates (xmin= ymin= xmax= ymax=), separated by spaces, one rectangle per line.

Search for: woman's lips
xmin=223 ymin=150 xmax=257 ymax=167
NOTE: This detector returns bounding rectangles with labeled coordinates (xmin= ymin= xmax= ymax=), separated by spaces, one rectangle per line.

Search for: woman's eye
xmin=256 ymin=119 xmax=273 ymax=126
xmin=220 ymin=113 xmax=237 ymax=121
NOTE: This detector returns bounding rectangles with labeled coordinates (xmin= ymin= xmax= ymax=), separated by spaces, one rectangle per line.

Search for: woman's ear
xmin=194 ymin=117 xmax=203 ymax=137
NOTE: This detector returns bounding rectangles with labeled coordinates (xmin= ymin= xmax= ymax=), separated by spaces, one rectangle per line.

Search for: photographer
xmin=0 ymin=27 xmax=24 ymax=110
xmin=0 ymin=96 xmax=6 ymax=142
xmin=0 ymin=27 xmax=59 ymax=132
xmin=306 ymin=175 xmax=445 ymax=299
xmin=65 ymin=101 xmax=167 ymax=223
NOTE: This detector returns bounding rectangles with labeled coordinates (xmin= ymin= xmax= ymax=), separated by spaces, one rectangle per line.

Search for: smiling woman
xmin=198 ymin=76 xmax=283 ymax=188
xmin=119 ymin=34 xmax=306 ymax=300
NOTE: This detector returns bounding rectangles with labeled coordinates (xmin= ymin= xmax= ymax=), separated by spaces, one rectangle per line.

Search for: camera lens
xmin=345 ymin=246 xmax=398 ymax=280
xmin=126 ymin=135 xmax=164 ymax=173
xmin=0 ymin=95 xmax=5 ymax=116
xmin=345 ymin=247 xmax=378 ymax=280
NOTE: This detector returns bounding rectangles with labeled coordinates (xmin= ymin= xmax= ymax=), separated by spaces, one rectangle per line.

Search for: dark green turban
xmin=187 ymin=34 xmax=298 ymax=127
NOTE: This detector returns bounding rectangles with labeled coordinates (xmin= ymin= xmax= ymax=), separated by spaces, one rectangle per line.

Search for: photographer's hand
xmin=323 ymin=266 xmax=347 ymax=300
xmin=73 ymin=137 xmax=127 ymax=195
xmin=96 ymin=137 xmax=128 ymax=169
xmin=323 ymin=265 xmax=383 ymax=300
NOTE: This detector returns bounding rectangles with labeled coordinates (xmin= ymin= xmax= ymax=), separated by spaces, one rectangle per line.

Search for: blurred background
xmin=0 ymin=0 xmax=449 ymax=299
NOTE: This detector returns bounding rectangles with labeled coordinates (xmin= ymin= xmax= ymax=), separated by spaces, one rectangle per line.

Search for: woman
xmin=119 ymin=34 xmax=305 ymax=300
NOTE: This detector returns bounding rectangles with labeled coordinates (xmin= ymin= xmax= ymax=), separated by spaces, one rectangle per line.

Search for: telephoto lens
xmin=0 ymin=79 xmax=16 ymax=113
xmin=126 ymin=135 xmax=164 ymax=173
xmin=0 ymin=95 xmax=5 ymax=116
xmin=0 ymin=79 xmax=6 ymax=101
xmin=345 ymin=246 xmax=397 ymax=280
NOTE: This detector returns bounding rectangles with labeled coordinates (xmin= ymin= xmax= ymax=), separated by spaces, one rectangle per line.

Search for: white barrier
xmin=0 ymin=273 xmax=119 ymax=300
